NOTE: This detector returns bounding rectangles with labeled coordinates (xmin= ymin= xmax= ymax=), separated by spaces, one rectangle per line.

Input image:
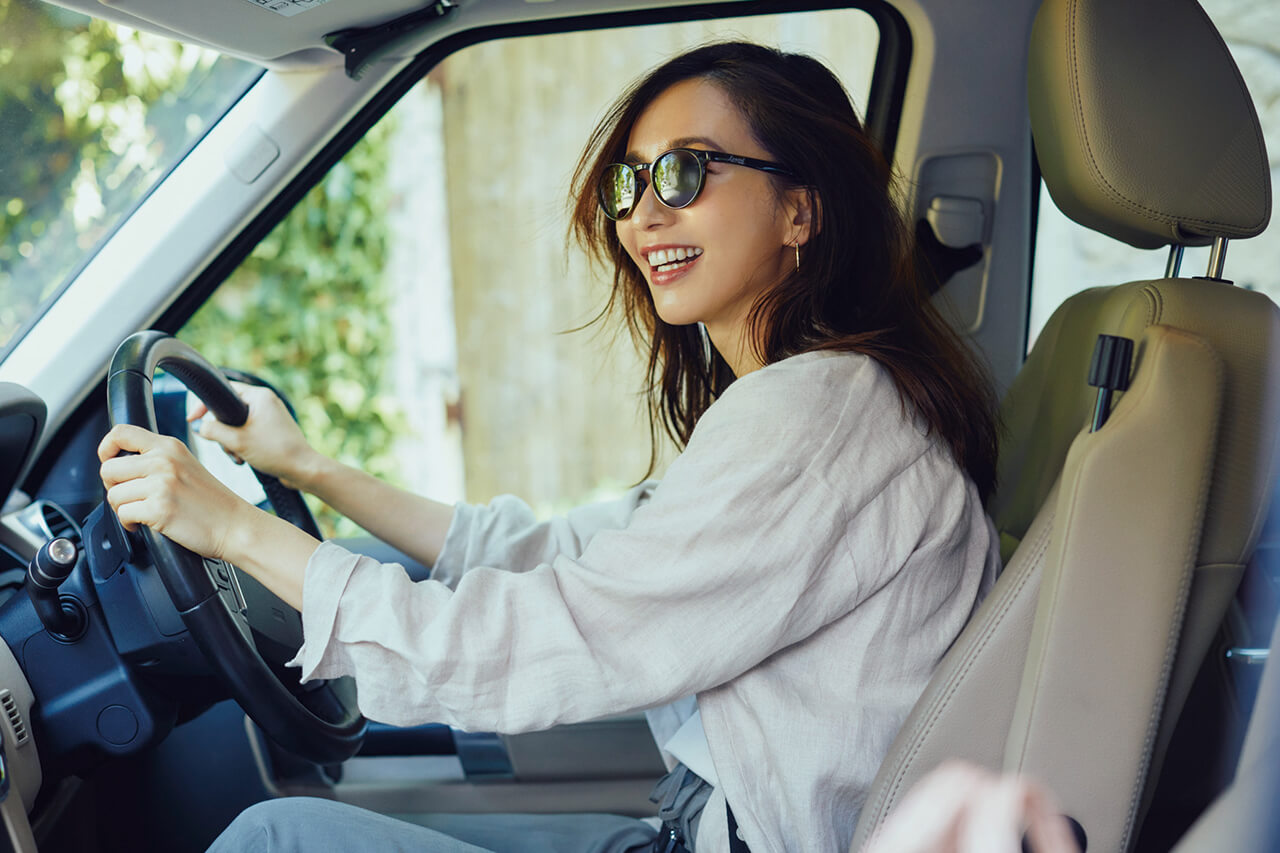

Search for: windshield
xmin=0 ymin=0 xmax=261 ymax=357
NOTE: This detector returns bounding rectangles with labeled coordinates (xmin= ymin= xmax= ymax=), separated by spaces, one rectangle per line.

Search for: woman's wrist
xmin=223 ymin=502 xmax=318 ymax=610
xmin=221 ymin=501 xmax=286 ymax=565
xmin=288 ymin=449 xmax=335 ymax=496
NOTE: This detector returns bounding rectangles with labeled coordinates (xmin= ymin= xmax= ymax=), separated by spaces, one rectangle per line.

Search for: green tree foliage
xmin=180 ymin=117 xmax=408 ymax=538
xmin=0 ymin=0 xmax=256 ymax=349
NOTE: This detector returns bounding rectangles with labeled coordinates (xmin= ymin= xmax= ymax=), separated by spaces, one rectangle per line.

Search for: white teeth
xmin=647 ymin=247 xmax=702 ymax=267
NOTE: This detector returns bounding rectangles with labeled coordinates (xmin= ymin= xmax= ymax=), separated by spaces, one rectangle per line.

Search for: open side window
xmin=165 ymin=2 xmax=896 ymax=814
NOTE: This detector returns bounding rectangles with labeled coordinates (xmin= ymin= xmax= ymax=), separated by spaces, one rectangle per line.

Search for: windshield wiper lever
xmin=25 ymin=538 xmax=86 ymax=642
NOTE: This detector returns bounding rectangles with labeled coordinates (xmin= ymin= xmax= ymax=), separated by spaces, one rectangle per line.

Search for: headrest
xmin=1028 ymin=0 xmax=1271 ymax=249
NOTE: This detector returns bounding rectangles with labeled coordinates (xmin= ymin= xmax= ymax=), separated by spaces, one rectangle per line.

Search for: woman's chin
xmin=649 ymin=292 xmax=699 ymax=327
xmin=653 ymin=306 xmax=701 ymax=328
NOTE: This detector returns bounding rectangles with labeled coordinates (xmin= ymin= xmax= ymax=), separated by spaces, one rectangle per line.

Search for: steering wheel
xmin=107 ymin=330 xmax=365 ymax=764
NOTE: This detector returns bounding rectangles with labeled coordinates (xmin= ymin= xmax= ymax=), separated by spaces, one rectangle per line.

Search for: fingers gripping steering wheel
xmin=107 ymin=331 xmax=365 ymax=764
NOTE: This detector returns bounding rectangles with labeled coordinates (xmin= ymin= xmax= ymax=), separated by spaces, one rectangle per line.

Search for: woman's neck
xmin=708 ymin=325 xmax=764 ymax=377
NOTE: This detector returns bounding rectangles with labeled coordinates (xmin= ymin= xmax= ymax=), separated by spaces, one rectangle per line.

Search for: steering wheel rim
xmin=107 ymin=330 xmax=366 ymax=764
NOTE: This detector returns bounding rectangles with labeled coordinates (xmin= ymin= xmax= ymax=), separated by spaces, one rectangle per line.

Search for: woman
xmin=98 ymin=42 xmax=1001 ymax=852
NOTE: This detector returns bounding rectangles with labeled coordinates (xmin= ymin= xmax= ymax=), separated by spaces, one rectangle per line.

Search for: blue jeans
xmin=206 ymin=797 xmax=659 ymax=852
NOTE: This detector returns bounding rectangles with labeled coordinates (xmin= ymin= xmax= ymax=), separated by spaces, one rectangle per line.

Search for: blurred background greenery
xmin=179 ymin=120 xmax=408 ymax=538
xmin=0 ymin=0 xmax=256 ymax=347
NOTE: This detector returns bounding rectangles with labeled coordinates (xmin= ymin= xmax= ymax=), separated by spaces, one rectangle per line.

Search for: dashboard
xmin=0 ymin=375 xmax=258 ymax=816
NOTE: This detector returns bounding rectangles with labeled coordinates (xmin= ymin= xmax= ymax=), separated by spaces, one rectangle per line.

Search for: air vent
xmin=39 ymin=501 xmax=79 ymax=544
xmin=10 ymin=500 xmax=82 ymax=551
xmin=0 ymin=690 xmax=29 ymax=747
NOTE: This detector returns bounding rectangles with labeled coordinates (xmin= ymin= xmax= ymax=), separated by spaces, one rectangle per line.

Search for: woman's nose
xmin=630 ymin=181 xmax=674 ymax=230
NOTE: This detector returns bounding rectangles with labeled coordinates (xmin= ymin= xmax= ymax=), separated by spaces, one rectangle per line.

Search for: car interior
xmin=0 ymin=0 xmax=1277 ymax=851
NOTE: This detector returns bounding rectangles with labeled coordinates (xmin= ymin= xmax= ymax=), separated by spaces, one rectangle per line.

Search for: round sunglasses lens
xmin=653 ymin=150 xmax=702 ymax=208
xmin=600 ymin=164 xmax=635 ymax=219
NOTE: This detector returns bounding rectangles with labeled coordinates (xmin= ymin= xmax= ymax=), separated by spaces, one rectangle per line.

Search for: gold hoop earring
xmin=794 ymin=242 xmax=801 ymax=271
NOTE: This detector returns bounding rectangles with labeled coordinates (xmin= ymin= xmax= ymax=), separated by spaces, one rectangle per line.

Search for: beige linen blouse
xmin=289 ymin=350 xmax=1000 ymax=853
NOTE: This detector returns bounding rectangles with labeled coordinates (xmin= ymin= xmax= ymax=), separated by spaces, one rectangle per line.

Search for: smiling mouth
xmin=645 ymin=246 xmax=703 ymax=273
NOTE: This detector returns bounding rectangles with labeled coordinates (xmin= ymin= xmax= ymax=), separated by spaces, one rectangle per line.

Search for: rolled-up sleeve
xmin=286 ymin=367 xmax=934 ymax=732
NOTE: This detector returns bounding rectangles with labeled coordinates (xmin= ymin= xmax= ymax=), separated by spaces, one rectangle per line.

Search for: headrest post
xmin=1207 ymin=237 xmax=1230 ymax=280
xmin=1165 ymin=245 xmax=1185 ymax=279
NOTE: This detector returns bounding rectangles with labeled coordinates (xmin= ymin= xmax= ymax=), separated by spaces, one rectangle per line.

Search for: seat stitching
xmin=1011 ymin=451 xmax=1091 ymax=773
xmin=1011 ymin=333 xmax=1175 ymax=786
xmin=870 ymin=512 xmax=1054 ymax=834
xmin=1120 ymin=334 xmax=1222 ymax=849
xmin=881 ymin=518 xmax=1052 ymax=805
xmin=1141 ymin=283 xmax=1161 ymax=326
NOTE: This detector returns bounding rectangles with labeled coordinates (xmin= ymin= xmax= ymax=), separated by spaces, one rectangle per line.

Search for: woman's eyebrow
xmin=670 ymin=135 xmax=724 ymax=151
xmin=622 ymin=136 xmax=726 ymax=163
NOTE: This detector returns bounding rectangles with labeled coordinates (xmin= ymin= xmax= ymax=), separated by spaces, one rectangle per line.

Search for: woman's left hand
xmin=98 ymin=423 xmax=256 ymax=562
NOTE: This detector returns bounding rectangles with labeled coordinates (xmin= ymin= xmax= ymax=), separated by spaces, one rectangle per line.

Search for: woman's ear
xmin=788 ymin=187 xmax=820 ymax=247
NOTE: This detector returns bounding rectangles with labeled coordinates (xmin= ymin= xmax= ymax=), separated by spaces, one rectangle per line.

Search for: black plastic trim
xmin=0 ymin=383 xmax=47 ymax=506
xmin=358 ymin=721 xmax=457 ymax=757
xmin=862 ymin=2 xmax=912 ymax=157
xmin=1024 ymin=140 xmax=1043 ymax=359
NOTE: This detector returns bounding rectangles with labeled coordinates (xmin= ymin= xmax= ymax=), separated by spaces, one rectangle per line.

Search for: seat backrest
xmin=852 ymin=0 xmax=1277 ymax=850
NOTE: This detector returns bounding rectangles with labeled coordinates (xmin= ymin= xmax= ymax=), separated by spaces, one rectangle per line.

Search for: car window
xmin=179 ymin=9 xmax=882 ymax=537
xmin=1026 ymin=0 xmax=1279 ymax=350
xmin=0 ymin=0 xmax=261 ymax=358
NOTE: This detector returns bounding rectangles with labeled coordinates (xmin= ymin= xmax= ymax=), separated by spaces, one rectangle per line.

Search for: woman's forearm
xmin=296 ymin=455 xmax=456 ymax=568
xmin=226 ymin=509 xmax=317 ymax=610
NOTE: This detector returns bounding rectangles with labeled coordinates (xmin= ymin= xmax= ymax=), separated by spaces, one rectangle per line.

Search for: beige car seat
xmin=851 ymin=0 xmax=1278 ymax=851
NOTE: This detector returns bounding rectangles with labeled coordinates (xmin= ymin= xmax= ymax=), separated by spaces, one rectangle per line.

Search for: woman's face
xmin=615 ymin=78 xmax=808 ymax=371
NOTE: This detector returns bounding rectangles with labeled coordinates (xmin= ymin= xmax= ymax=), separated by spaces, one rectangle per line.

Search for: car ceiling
xmin=38 ymin=0 xmax=735 ymax=68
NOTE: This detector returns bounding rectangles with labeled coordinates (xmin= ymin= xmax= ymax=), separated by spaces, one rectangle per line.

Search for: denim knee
xmin=207 ymin=797 xmax=325 ymax=852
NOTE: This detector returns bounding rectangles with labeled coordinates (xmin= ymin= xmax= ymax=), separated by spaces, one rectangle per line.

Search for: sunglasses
xmin=598 ymin=147 xmax=794 ymax=221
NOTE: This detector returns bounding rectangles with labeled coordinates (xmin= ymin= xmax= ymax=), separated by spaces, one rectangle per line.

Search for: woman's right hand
xmin=189 ymin=382 xmax=322 ymax=492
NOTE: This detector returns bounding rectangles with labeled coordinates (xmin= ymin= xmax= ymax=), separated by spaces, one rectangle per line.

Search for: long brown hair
xmin=570 ymin=42 xmax=999 ymax=502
